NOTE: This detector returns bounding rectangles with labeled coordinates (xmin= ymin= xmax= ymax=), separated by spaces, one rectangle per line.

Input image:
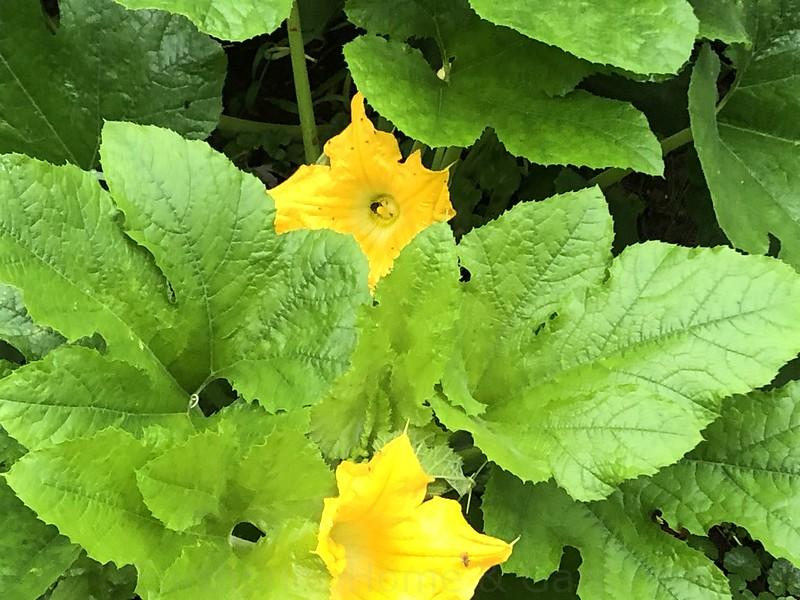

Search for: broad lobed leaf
xmin=0 ymin=123 xmax=368 ymax=438
xmin=484 ymin=470 xmax=731 ymax=600
xmin=0 ymin=0 xmax=225 ymax=168
xmin=6 ymin=404 xmax=333 ymax=598
xmin=691 ymin=1 xmax=800 ymax=270
xmin=641 ymin=381 xmax=800 ymax=565
xmin=483 ymin=381 xmax=800 ymax=599
xmin=344 ymin=0 xmax=663 ymax=174
xmin=100 ymin=122 xmax=369 ymax=408
xmin=311 ymin=223 xmax=460 ymax=459
xmin=434 ymin=188 xmax=800 ymax=501
xmin=0 ymin=347 xmax=191 ymax=452
xmin=467 ymin=0 xmax=699 ymax=74
xmin=0 ymin=481 xmax=80 ymax=600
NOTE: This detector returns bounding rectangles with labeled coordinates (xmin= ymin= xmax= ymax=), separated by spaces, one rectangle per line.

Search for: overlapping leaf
xmin=0 ymin=123 xmax=367 ymax=451
xmin=46 ymin=556 xmax=137 ymax=600
xmin=0 ymin=482 xmax=80 ymax=600
xmin=100 ymin=122 xmax=368 ymax=406
xmin=483 ymin=382 xmax=800 ymax=599
xmin=690 ymin=2 xmax=800 ymax=269
xmin=156 ymin=524 xmax=327 ymax=600
xmin=483 ymin=471 xmax=731 ymax=600
xmin=0 ymin=285 xmax=63 ymax=361
xmin=344 ymin=0 xmax=662 ymax=174
xmin=641 ymin=382 xmax=800 ymax=565
xmin=440 ymin=187 xmax=614 ymax=416
xmin=6 ymin=404 xmax=332 ymax=598
xmin=0 ymin=347 xmax=192 ymax=451
xmin=689 ymin=0 xmax=750 ymax=43
xmin=310 ymin=223 xmax=460 ymax=459
xmin=0 ymin=0 xmax=225 ymax=168
xmin=114 ymin=0 xmax=293 ymax=40
xmin=433 ymin=188 xmax=800 ymax=501
xmin=467 ymin=0 xmax=698 ymax=74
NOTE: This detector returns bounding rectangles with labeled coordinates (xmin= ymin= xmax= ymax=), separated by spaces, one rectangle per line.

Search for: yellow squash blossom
xmin=317 ymin=433 xmax=513 ymax=599
xmin=269 ymin=92 xmax=456 ymax=289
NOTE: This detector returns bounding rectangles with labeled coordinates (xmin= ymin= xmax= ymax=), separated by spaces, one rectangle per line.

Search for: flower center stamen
xmin=369 ymin=195 xmax=399 ymax=223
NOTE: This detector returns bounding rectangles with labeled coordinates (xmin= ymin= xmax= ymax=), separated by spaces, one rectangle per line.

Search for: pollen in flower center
xmin=369 ymin=194 xmax=399 ymax=224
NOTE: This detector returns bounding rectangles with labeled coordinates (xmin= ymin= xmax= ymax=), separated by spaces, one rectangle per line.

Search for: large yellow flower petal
xmin=325 ymin=92 xmax=403 ymax=184
xmin=317 ymin=434 xmax=513 ymax=600
xmin=269 ymin=92 xmax=456 ymax=290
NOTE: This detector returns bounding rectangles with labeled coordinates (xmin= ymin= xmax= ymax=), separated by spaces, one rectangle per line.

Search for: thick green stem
xmin=287 ymin=1 xmax=320 ymax=163
xmin=660 ymin=126 xmax=693 ymax=155
xmin=590 ymin=79 xmax=737 ymax=191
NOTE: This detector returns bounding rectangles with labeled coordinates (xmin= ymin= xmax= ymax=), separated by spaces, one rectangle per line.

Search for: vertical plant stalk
xmin=287 ymin=1 xmax=320 ymax=163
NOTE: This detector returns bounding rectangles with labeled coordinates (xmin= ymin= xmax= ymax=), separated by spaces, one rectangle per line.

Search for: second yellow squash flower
xmin=317 ymin=433 xmax=513 ymax=599
xmin=269 ymin=92 xmax=456 ymax=289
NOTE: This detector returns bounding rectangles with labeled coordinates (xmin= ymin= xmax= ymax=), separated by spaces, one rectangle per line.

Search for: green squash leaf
xmin=641 ymin=382 xmax=800 ymax=565
xmin=137 ymin=416 xmax=333 ymax=534
xmin=156 ymin=521 xmax=328 ymax=600
xmin=114 ymin=0 xmax=293 ymax=40
xmin=441 ymin=187 xmax=614 ymax=416
xmin=690 ymin=17 xmax=800 ymax=269
xmin=101 ymin=122 xmax=368 ymax=407
xmin=0 ymin=0 xmax=225 ymax=168
xmin=467 ymin=0 xmax=698 ymax=74
xmin=47 ymin=555 xmax=137 ymax=600
xmin=0 ymin=481 xmax=80 ymax=600
xmin=136 ymin=430 xmax=231 ymax=531
xmin=311 ymin=223 xmax=460 ymax=459
xmin=0 ymin=124 xmax=367 ymax=446
xmin=434 ymin=190 xmax=800 ymax=501
xmin=689 ymin=0 xmax=750 ymax=43
xmin=344 ymin=0 xmax=662 ymax=174
xmin=484 ymin=381 xmax=800 ymax=598
xmin=5 ymin=429 xmax=197 ymax=586
xmin=483 ymin=469 xmax=731 ymax=600
xmin=0 ymin=152 xmax=189 ymax=385
xmin=0 ymin=346 xmax=192 ymax=451
xmin=7 ymin=404 xmax=333 ymax=597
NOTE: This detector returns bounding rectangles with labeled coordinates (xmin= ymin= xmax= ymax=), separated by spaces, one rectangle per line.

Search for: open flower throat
xmin=369 ymin=194 xmax=399 ymax=223
xmin=269 ymin=92 xmax=455 ymax=290
xmin=317 ymin=434 xmax=513 ymax=599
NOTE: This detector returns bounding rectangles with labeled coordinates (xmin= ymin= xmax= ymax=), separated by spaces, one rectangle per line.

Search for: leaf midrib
xmin=0 ymin=49 xmax=80 ymax=165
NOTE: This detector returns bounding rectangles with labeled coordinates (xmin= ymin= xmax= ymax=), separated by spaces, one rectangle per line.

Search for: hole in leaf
xmin=459 ymin=266 xmax=471 ymax=282
xmin=652 ymin=509 xmax=689 ymax=540
xmin=198 ymin=378 xmax=237 ymax=416
xmin=165 ymin=281 xmax=176 ymax=304
xmin=767 ymin=233 xmax=781 ymax=259
xmin=74 ymin=332 xmax=107 ymax=353
xmin=40 ymin=0 xmax=60 ymax=32
xmin=231 ymin=521 xmax=265 ymax=543
xmin=0 ymin=341 xmax=25 ymax=365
